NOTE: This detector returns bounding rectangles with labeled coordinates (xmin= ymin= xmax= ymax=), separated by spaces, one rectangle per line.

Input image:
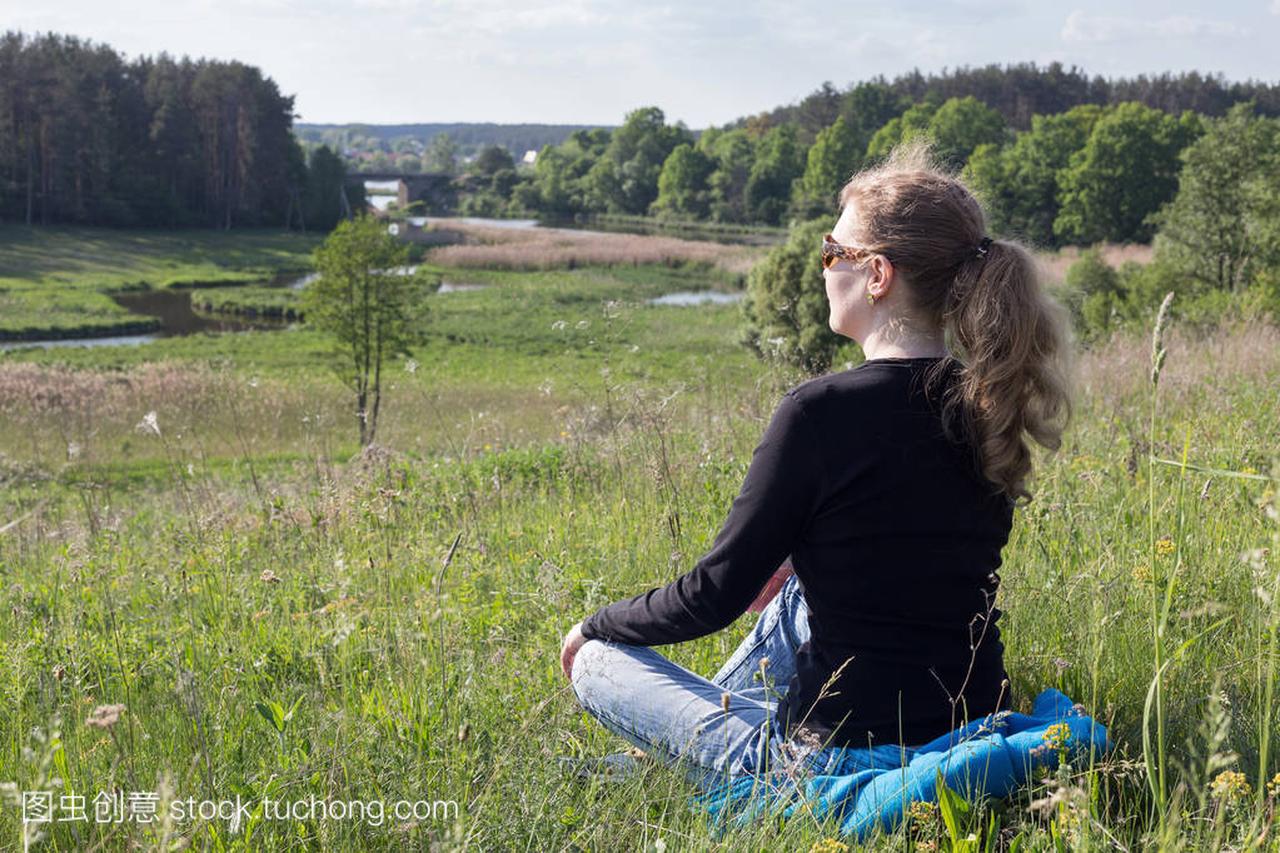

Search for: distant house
xmin=522 ymin=149 xmax=538 ymax=165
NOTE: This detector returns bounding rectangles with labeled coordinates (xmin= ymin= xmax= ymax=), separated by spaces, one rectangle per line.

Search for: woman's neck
xmin=860 ymin=321 xmax=948 ymax=361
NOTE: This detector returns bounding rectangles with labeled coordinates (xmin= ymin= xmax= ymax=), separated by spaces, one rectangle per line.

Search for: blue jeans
xmin=569 ymin=575 xmax=911 ymax=790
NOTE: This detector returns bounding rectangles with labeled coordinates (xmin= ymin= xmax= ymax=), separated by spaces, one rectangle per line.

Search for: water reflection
xmin=0 ymin=333 xmax=161 ymax=351
xmin=648 ymin=291 xmax=744 ymax=306
xmin=112 ymin=290 xmax=287 ymax=335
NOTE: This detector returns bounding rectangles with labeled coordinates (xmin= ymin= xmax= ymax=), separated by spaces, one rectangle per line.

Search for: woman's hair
xmin=839 ymin=140 xmax=1074 ymax=503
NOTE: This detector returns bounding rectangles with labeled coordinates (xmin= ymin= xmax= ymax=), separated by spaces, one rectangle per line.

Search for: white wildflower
xmin=135 ymin=411 xmax=161 ymax=437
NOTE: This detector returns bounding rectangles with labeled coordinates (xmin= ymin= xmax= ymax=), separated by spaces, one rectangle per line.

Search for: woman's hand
xmin=560 ymin=621 xmax=587 ymax=680
xmin=747 ymin=558 xmax=795 ymax=613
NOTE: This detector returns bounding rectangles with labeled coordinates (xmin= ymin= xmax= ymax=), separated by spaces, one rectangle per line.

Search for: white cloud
xmin=1062 ymin=10 xmax=1246 ymax=43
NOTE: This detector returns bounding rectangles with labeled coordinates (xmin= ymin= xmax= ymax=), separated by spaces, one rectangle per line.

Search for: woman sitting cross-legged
xmin=559 ymin=142 xmax=1074 ymax=790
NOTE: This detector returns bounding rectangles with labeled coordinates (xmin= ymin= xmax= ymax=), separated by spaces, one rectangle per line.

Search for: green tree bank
xmin=1062 ymin=104 xmax=1280 ymax=340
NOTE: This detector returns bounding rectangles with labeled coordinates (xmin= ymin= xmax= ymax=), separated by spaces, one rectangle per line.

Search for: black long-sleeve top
xmin=580 ymin=356 xmax=1016 ymax=748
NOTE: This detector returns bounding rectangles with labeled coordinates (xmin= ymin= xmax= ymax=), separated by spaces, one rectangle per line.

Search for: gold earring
xmin=866 ymin=291 xmax=876 ymax=306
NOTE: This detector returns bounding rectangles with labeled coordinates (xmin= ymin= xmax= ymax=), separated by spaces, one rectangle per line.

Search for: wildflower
xmin=1052 ymin=657 xmax=1071 ymax=673
xmin=1043 ymin=722 xmax=1072 ymax=752
xmin=906 ymin=799 xmax=938 ymax=825
xmin=1209 ymin=770 xmax=1252 ymax=802
xmin=1155 ymin=536 xmax=1175 ymax=557
xmin=809 ymin=839 xmax=849 ymax=853
xmin=135 ymin=410 xmax=161 ymax=437
xmin=1259 ymin=487 xmax=1275 ymax=513
xmin=1267 ymin=772 xmax=1280 ymax=798
xmin=260 ymin=569 xmax=281 ymax=584
xmin=404 ymin=359 xmax=418 ymax=374
xmin=575 ymin=320 xmax=589 ymax=329
xmin=86 ymin=703 xmax=126 ymax=730
xmin=720 ymin=692 xmax=731 ymax=714
xmin=551 ymin=320 xmax=567 ymax=331
xmin=1055 ymin=804 xmax=1085 ymax=836
xmin=1132 ymin=563 xmax=1153 ymax=583
xmin=1242 ymin=466 xmax=1259 ymax=476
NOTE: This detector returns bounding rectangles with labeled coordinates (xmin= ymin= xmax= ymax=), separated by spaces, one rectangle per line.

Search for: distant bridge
xmin=356 ymin=172 xmax=461 ymax=214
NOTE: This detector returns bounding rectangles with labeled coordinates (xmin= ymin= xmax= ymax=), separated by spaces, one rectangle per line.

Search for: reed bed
xmin=426 ymin=219 xmax=763 ymax=277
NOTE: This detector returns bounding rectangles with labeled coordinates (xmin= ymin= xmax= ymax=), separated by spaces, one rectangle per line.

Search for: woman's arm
xmin=577 ymin=392 xmax=825 ymax=647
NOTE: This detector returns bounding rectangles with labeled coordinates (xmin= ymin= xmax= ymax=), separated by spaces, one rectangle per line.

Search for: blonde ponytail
xmin=840 ymin=141 xmax=1073 ymax=501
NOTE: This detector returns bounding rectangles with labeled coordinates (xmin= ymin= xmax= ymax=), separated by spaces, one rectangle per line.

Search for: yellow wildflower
xmin=1056 ymin=804 xmax=1084 ymax=833
xmin=1267 ymin=772 xmax=1280 ymax=798
xmin=1209 ymin=770 xmax=1252 ymax=801
xmin=1043 ymin=723 xmax=1072 ymax=751
xmin=809 ymin=840 xmax=849 ymax=853
xmin=1132 ymin=563 xmax=1153 ymax=584
xmin=1155 ymin=537 xmax=1175 ymax=557
xmin=906 ymin=799 xmax=938 ymax=825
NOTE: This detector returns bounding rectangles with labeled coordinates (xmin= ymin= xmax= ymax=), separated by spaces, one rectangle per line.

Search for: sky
xmin=4 ymin=0 xmax=1279 ymax=128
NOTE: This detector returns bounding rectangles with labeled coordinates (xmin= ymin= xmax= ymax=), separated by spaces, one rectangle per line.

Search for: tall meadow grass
xmin=0 ymin=284 xmax=1277 ymax=849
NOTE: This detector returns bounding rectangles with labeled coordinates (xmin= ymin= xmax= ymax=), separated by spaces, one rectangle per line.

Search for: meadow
xmin=0 ymin=226 xmax=1278 ymax=851
xmin=0 ymin=226 xmax=322 ymax=339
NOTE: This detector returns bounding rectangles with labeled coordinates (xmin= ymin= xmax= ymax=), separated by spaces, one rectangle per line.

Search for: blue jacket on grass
xmin=696 ymin=688 xmax=1111 ymax=840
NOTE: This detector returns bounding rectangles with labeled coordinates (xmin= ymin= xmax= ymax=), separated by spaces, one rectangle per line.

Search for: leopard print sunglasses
xmin=820 ymin=234 xmax=878 ymax=271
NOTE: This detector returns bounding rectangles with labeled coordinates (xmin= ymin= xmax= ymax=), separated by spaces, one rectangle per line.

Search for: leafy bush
xmin=1061 ymin=249 xmax=1123 ymax=339
xmin=740 ymin=218 xmax=841 ymax=373
xmin=1066 ymin=248 xmax=1280 ymax=342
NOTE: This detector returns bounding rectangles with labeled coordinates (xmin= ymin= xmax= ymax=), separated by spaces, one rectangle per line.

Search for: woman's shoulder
xmin=782 ymin=359 xmax=968 ymax=449
xmin=787 ymin=357 xmax=950 ymax=410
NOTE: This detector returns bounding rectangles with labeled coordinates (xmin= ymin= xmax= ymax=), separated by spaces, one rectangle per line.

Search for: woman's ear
xmin=868 ymin=255 xmax=895 ymax=301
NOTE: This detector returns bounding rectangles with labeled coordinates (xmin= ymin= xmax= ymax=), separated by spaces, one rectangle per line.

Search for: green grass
xmin=0 ymin=237 xmax=1278 ymax=849
xmin=191 ymin=286 xmax=305 ymax=320
xmin=0 ymin=225 xmax=322 ymax=337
